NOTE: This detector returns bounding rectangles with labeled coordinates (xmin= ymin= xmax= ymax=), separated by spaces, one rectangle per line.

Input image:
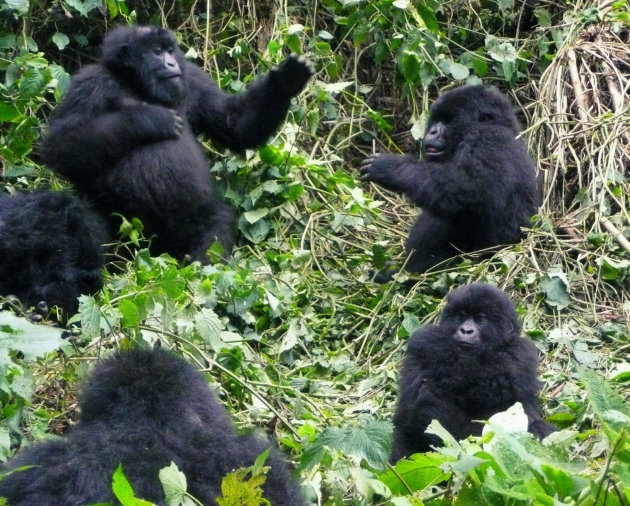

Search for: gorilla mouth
xmin=424 ymin=146 xmax=444 ymax=156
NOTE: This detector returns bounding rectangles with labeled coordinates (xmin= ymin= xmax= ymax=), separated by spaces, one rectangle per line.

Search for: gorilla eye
xmin=153 ymin=47 xmax=162 ymax=55
xmin=474 ymin=313 xmax=486 ymax=323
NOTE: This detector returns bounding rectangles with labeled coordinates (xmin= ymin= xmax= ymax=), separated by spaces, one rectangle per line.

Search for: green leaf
xmin=399 ymin=51 xmax=421 ymax=83
xmin=111 ymin=464 xmax=154 ymax=506
xmin=64 ymin=0 xmax=102 ymax=16
xmin=77 ymin=295 xmax=102 ymax=339
xmin=4 ymin=0 xmax=28 ymax=14
xmin=194 ymin=307 xmax=224 ymax=351
xmin=19 ymin=68 xmax=49 ymax=99
xmin=380 ymin=452 xmax=451 ymax=494
xmin=160 ymin=462 xmax=196 ymax=506
xmin=0 ymin=104 xmax=21 ymax=122
xmin=52 ymin=32 xmax=70 ymax=50
xmin=342 ymin=420 xmax=393 ymax=469
xmin=416 ymin=3 xmax=439 ymax=32
xmin=119 ymin=299 xmax=141 ymax=327
xmin=252 ymin=448 xmax=270 ymax=476
xmin=448 ymin=61 xmax=470 ymax=80
xmin=580 ymin=367 xmax=630 ymax=438
xmin=0 ymin=312 xmax=64 ymax=365
xmin=243 ymin=208 xmax=269 ymax=225
xmin=540 ymin=267 xmax=571 ymax=310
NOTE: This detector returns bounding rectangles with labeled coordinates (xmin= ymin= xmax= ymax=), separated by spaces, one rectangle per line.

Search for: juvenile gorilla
xmin=40 ymin=25 xmax=313 ymax=262
xmin=0 ymin=347 xmax=305 ymax=505
xmin=361 ymin=86 xmax=539 ymax=274
xmin=390 ymin=283 xmax=554 ymax=462
xmin=0 ymin=191 xmax=106 ymax=314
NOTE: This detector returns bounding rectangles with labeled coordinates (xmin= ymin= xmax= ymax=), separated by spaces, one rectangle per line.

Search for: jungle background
xmin=1 ymin=0 xmax=630 ymax=504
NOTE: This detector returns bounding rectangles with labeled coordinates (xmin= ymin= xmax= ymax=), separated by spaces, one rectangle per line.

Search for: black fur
xmin=40 ymin=25 xmax=313 ymax=262
xmin=390 ymin=283 xmax=554 ymax=462
xmin=0 ymin=347 xmax=305 ymax=505
xmin=0 ymin=191 xmax=106 ymax=313
xmin=361 ymin=86 xmax=539 ymax=274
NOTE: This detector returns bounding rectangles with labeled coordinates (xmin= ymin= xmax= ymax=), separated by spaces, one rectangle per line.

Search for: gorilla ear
xmin=115 ymin=44 xmax=131 ymax=65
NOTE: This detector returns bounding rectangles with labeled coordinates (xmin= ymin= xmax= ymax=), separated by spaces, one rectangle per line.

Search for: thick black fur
xmin=390 ymin=283 xmax=554 ymax=462
xmin=361 ymin=86 xmax=539 ymax=274
xmin=0 ymin=191 xmax=107 ymax=313
xmin=0 ymin=347 xmax=305 ymax=505
xmin=40 ymin=25 xmax=313 ymax=262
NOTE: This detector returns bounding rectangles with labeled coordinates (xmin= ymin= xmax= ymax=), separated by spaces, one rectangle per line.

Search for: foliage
xmin=0 ymin=0 xmax=629 ymax=505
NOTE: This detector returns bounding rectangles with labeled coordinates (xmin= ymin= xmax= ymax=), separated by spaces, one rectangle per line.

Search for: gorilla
xmin=390 ymin=283 xmax=554 ymax=462
xmin=40 ymin=25 xmax=313 ymax=262
xmin=361 ymin=86 xmax=539 ymax=275
xmin=0 ymin=347 xmax=305 ymax=505
xmin=0 ymin=191 xmax=107 ymax=314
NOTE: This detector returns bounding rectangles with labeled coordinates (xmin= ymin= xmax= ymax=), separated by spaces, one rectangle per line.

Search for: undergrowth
xmin=0 ymin=0 xmax=629 ymax=504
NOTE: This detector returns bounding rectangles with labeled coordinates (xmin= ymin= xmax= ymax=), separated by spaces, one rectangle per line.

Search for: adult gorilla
xmin=390 ymin=283 xmax=555 ymax=462
xmin=0 ymin=191 xmax=107 ymax=314
xmin=0 ymin=347 xmax=305 ymax=505
xmin=40 ymin=25 xmax=313 ymax=262
xmin=361 ymin=86 xmax=539 ymax=275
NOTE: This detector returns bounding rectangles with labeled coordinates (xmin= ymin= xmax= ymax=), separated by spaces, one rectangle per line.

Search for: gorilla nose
xmin=459 ymin=323 xmax=475 ymax=335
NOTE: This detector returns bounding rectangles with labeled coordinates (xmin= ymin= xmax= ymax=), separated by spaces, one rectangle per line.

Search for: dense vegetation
xmin=1 ymin=0 xmax=629 ymax=504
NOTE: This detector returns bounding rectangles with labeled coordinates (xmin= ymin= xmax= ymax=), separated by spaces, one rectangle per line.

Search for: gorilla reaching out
xmin=40 ymin=25 xmax=313 ymax=262
xmin=0 ymin=347 xmax=305 ymax=505
xmin=361 ymin=86 xmax=539 ymax=275
xmin=0 ymin=191 xmax=107 ymax=314
xmin=390 ymin=283 xmax=554 ymax=462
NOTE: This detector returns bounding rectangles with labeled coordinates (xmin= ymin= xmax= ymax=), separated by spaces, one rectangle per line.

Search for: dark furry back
xmin=0 ymin=191 xmax=107 ymax=313
xmin=0 ymin=348 xmax=304 ymax=505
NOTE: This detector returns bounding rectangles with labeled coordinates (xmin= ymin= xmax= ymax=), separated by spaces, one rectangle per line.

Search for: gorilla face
xmin=103 ymin=26 xmax=187 ymax=106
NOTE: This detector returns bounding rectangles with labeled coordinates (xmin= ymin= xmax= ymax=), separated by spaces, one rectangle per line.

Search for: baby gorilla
xmin=0 ymin=348 xmax=304 ymax=505
xmin=0 ymin=191 xmax=107 ymax=314
xmin=361 ymin=86 xmax=539 ymax=275
xmin=40 ymin=25 xmax=313 ymax=262
xmin=390 ymin=283 xmax=554 ymax=462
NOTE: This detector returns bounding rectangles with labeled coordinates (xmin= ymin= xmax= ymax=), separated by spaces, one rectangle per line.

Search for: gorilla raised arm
xmin=361 ymin=86 xmax=539 ymax=275
xmin=40 ymin=25 xmax=313 ymax=262
xmin=0 ymin=347 xmax=305 ymax=505
xmin=390 ymin=283 xmax=554 ymax=462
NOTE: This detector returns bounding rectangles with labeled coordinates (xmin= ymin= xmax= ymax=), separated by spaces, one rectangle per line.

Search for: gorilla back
xmin=0 ymin=191 xmax=106 ymax=314
xmin=0 ymin=347 xmax=305 ymax=505
xmin=40 ymin=25 xmax=313 ymax=262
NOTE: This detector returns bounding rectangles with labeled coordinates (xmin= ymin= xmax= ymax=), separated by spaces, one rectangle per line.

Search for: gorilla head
xmin=101 ymin=26 xmax=186 ymax=106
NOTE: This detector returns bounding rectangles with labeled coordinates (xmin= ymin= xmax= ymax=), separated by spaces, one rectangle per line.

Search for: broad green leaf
xmin=580 ymin=367 xmax=630 ymax=438
xmin=160 ymin=462 xmax=196 ymax=506
xmin=111 ymin=465 xmax=154 ymax=506
xmin=380 ymin=452 xmax=450 ymax=494
xmin=342 ymin=420 xmax=393 ymax=469
xmin=52 ymin=32 xmax=70 ymax=50
xmin=65 ymin=0 xmax=102 ymax=16
xmin=19 ymin=68 xmax=49 ymax=99
xmin=77 ymin=295 xmax=103 ymax=339
xmin=0 ymin=312 xmax=64 ymax=364
xmin=194 ymin=308 xmax=224 ymax=351
xmin=243 ymin=208 xmax=269 ymax=225
xmin=0 ymin=104 xmax=20 ymax=122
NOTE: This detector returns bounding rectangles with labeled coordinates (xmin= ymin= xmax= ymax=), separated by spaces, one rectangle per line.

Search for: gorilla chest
xmin=112 ymin=133 xmax=211 ymax=191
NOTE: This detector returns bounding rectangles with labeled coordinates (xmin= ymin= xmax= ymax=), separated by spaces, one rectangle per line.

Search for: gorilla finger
xmin=296 ymin=54 xmax=315 ymax=75
xmin=36 ymin=301 xmax=49 ymax=314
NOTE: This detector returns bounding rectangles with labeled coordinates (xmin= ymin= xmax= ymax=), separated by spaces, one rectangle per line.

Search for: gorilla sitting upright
xmin=40 ymin=25 xmax=313 ymax=262
xmin=0 ymin=191 xmax=107 ymax=314
xmin=0 ymin=347 xmax=305 ymax=505
xmin=361 ymin=86 xmax=539 ymax=275
xmin=390 ymin=283 xmax=555 ymax=462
